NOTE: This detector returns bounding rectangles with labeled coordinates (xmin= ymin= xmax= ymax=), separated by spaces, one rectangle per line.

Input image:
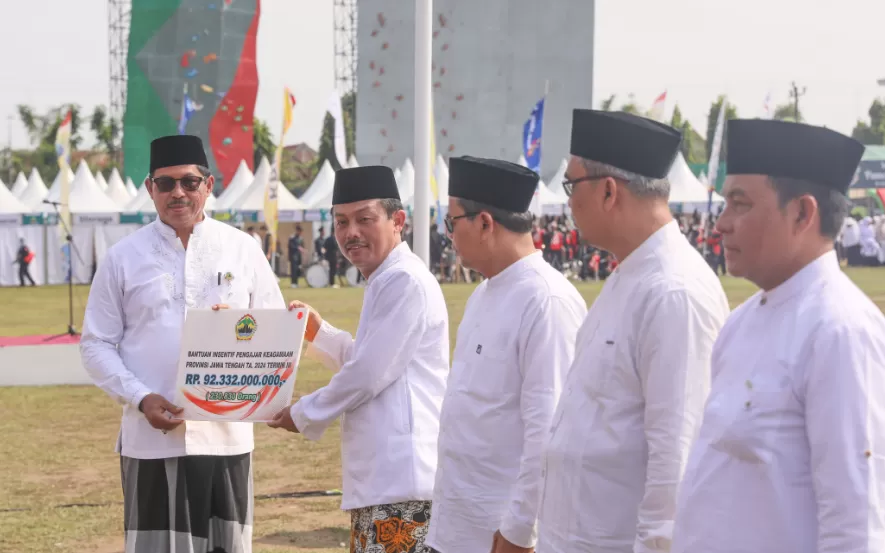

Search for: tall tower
xmin=108 ymin=0 xmax=131 ymax=166
xmin=333 ymin=0 xmax=358 ymax=94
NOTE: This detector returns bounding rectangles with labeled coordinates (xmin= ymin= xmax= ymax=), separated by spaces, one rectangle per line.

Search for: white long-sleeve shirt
xmin=290 ymin=242 xmax=450 ymax=510
xmin=80 ymin=217 xmax=285 ymax=459
xmin=537 ymin=220 xmax=730 ymax=553
xmin=426 ymin=251 xmax=587 ymax=553
xmin=672 ymin=250 xmax=885 ymax=553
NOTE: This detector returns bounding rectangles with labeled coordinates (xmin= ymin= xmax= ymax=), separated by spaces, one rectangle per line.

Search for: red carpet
xmin=0 ymin=334 xmax=81 ymax=347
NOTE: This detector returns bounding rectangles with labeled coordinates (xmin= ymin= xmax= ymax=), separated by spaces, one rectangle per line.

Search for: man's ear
xmin=393 ymin=209 xmax=407 ymax=232
xmin=793 ymin=194 xmax=819 ymax=235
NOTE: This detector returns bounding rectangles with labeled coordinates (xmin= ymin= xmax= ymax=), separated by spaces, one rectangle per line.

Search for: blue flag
xmin=522 ymin=97 xmax=545 ymax=173
xmin=178 ymin=86 xmax=196 ymax=135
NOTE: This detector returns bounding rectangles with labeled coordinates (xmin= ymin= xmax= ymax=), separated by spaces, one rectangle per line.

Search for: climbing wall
xmin=123 ymin=0 xmax=260 ymax=188
xmin=355 ymin=0 xmax=595 ymax=180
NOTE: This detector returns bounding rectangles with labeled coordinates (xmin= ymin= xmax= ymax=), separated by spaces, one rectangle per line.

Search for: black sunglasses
xmin=150 ymin=175 xmax=206 ymax=193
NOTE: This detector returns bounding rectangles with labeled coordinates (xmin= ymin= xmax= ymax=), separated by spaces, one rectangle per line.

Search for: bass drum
xmin=305 ymin=263 xmax=329 ymax=288
xmin=346 ymin=265 xmax=364 ymax=287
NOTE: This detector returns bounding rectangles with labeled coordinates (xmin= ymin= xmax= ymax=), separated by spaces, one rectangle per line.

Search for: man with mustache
xmin=425 ymin=157 xmax=586 ymax=553
xmin=269 ymin=166 xmax=450 ymax=553
xmin=671 ymin=120 xmax=885 ymax=553
xmin=80 ymin=135 xmax=285 ymax=553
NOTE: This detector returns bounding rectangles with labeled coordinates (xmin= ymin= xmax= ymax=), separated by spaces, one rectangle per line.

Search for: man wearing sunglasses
xmin=536 ymin=111 xmax=729 ymax=553
xmin=425 ymin=156 xmax=586 ymax=553
xmin=80 ymin=135 xmax=285 ymax=553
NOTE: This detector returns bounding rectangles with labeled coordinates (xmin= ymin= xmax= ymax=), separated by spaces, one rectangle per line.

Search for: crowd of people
xmin=78 ymin=111 xmax=885 ymax=553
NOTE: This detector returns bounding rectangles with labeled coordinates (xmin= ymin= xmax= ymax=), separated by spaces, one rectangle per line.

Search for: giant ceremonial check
xmin=173 ymin=308 xmax=307 ymax=422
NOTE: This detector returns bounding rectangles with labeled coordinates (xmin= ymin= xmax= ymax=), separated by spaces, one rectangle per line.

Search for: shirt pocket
xmin=207 ymin=273 xmax=251 ymax=308
xmin=455 ymin=332 xmax=518 ymax=402
xmin=708 ymin=367 xmax=794 ymax=464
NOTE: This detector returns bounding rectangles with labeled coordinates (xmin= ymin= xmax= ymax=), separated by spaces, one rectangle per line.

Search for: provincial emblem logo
xmin=236 ymin=314 xmax=257 ymax=341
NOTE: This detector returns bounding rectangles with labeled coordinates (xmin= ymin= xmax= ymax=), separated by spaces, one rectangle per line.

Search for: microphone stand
xmin=43 ymin=200 xmax=84 ymax=342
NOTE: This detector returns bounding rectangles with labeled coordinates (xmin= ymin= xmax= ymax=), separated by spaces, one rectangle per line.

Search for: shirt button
xmin=760 ymin=297 xmax=767 ymax=306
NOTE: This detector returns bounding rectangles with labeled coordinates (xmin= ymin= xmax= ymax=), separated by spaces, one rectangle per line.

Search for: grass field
xmin=1 ymin=268 xmax=884 ymax=553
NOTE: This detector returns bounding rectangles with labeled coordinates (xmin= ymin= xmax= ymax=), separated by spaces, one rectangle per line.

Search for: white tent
xmin=0 ymin=180 xmax=30 ymax=213
xmin=46 ymin=167 xmax=75 ymax=203
xmin=10 ymin=172 xmax=28 ymax=197
xmin=519 ymin=155 xmax=567 ymax=215
xmin=62 ymin=161 xmax=129 ymax=284
xmin=546 ymin=158 xmax=568 ymax=198
xmin=397 ymin=159 xmax=415 ymax=206
xmin=125 ymin=180 xmax=156 ymax=213
xmin=18 ymin=168 xmax=49 ymax=210
xmin=95 ymin=171 xmax=109 ymax=192
xmin=434 ymin=154 xmax=449 ymax=205
xmin=667 ymin=153 xmax=724 ymax=209
xmin=299 ymin=160 xmax=335 ymax=208
xmin=235 ymin=157 xmax=307 ymax=212
xmin=105 ymin=168 xmax=132 ymax=208
xmin=0 ymin=183 xmax=45 ymax=286
xmin=125 ymin=177 xmax=138 ymax=197
xmin=347 ymin=154 xmax=359 ymax=168
xmin=204 ymin=192 xmax=217 ymax=211
xmin=215 ymin=160 xmax=254 ymax=210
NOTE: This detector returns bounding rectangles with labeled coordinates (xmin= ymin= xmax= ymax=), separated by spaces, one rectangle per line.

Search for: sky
xmin=1 ymin=0 xmax=883 ymax=155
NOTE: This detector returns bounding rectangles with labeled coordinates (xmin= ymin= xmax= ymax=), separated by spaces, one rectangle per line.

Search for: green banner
xmin=22 ymin=214 xmax=45 ymax=225
xmin=120 ymin=213 xmax=158 ymax=224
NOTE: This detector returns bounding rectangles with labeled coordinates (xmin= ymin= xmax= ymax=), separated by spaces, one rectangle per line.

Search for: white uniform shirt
xmin=841 ymin=217 xmax=861 ymax=248
xmin=538 ymin=220 xmax=730 ymax=553
xmin=672 ymin=250 xmax=885 ymax=553
xmin=80 ymin=217 xmax=285 ymax=459
xmin=291 ymin=242 xmax=450 ymax=510
xmin=426 ymin=252 xmax=587 ymax=553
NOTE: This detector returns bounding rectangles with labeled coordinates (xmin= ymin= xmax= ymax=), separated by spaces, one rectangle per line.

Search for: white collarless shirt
xmin=426 ymin=252 xmax=587 ymax=553
xmin=80 ymin=217 xmax=285 ymax=459
xmin=672 ymin=250 xmax=885 ymax=553
xmin=291 ymin=242 xmax=450 ymax=511
xmin=537 ymin=220 xmax=730 ymax=553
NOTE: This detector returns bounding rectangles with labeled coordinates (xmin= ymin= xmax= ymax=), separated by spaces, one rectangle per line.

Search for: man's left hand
xmin=491 ymin=531 xmax=533 ymax=553
xmin=267 ymin=406 xmax=300 ymax=433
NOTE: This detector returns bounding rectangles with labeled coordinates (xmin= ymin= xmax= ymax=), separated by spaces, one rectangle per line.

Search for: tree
xmin=705 ymin=96 xmax=737 ymax=161
xmin=600 ymin=94 xmax=617 ymax=112
xmin=669 ymin=104 xmax=707 ymax=165
xmin=316 ymin=91 xmax=356 ymax=171
xmin=15 ymin=104 xmax=85 ymax=181
xmin=252 ymin=118 xmax=276 ymax=169
xmin=89 ymin=106 xmax=122 ymax=170
xmin=851 ymin=98 xmax=885 ymax=145
xmin=773 ymin=103 xmax=804 ymax=123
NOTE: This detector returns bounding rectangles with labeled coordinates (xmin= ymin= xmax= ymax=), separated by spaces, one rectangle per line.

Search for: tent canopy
xmin=299 ymin=160 xmax=335 ymax=208
xmin=105 ymin=168 xmax=132 ymax=208
xmin=234 ymin=157 xmax=308 ymax=211
xmin=95 ymin=171 xmax=109 ymax=192
xmin=18 ymin=168 xmax=49 ymax=210
xmin=397 ymin=159 xmax=415 ymax=205
xmin=215 ymin=159 xmax=254 ymax=210
xmin=10 ymin=172 xmax=28 ymax=197
xmin=0 ymin=177 xmax=30 ymax=213
xmin=69 ymin=160 xmax=122 ymax=213
xmin=46 ymin=167 xmax=75 ymax=202
xmin=125 ymin=177 xmax=138 ymax=197
xmin=668 ymin=153 xmax=724 ymax=206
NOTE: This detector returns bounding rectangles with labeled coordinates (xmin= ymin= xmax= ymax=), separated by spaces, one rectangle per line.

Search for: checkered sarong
xmin=120 ymin=453 xmax=253 ymax=553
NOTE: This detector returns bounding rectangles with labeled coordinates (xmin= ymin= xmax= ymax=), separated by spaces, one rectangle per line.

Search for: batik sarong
xmin=350 ymin=500 xmax=432 ymax=553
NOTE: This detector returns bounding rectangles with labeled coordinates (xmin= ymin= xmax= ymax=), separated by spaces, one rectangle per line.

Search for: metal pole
xmin=412 ymin=0 xmax=432 ymax=267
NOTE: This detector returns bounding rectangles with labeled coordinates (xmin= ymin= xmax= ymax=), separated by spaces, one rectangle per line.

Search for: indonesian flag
xmin=647 ymin=91 xmax=667 ymax=122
